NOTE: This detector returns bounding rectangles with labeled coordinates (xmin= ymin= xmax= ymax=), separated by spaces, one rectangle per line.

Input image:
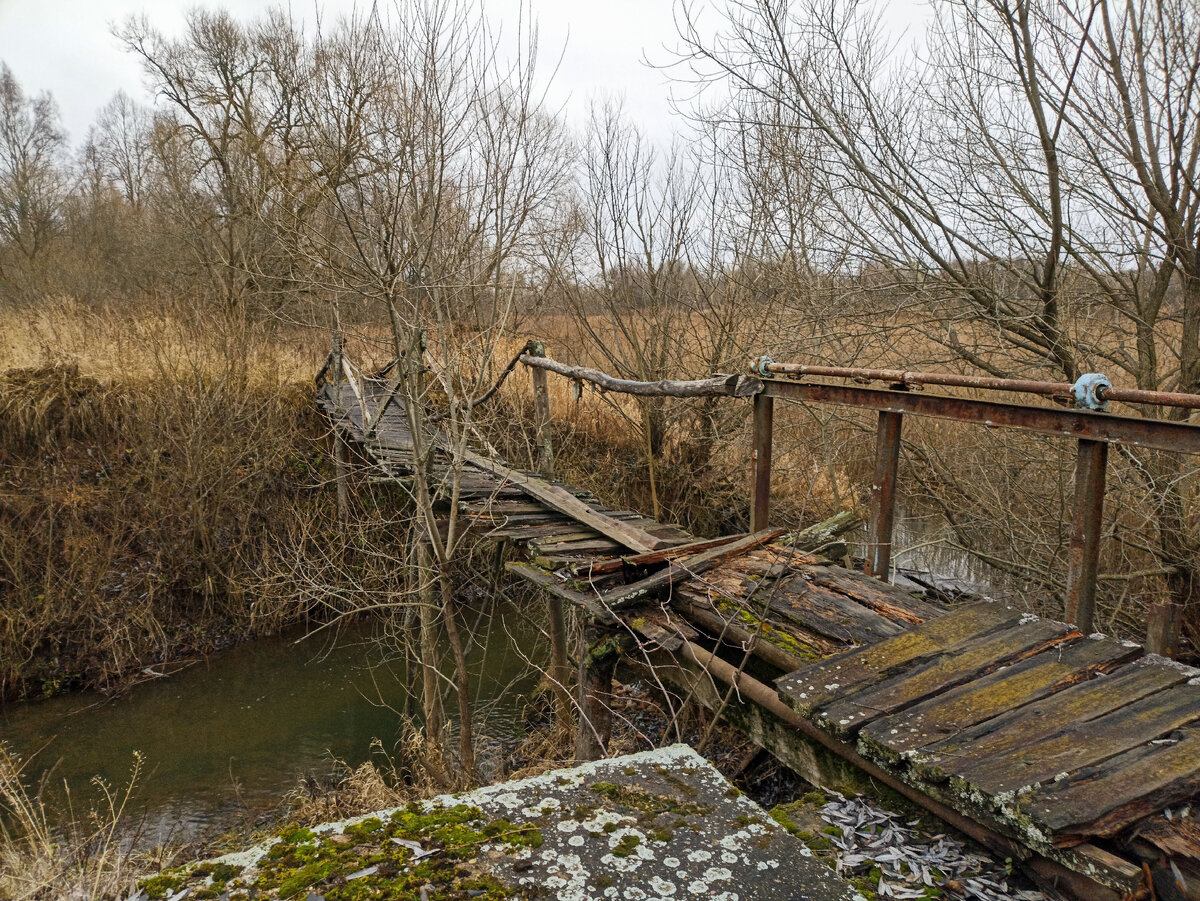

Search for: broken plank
xmin=815 ymin=619 xmax=1076 ymax=739
xmin=505 ymin=562 xmax=616 ymax=625
xmin=861 ymin=634 xmax=1140 ymax=759
xmin=956 ymin=676 xmax=1200 ymax=796
xmin=776 ymin=601 xmax=1026 ymax=717
xmin=913 ymin=657 xmax=1190 ymax=781
xmin=1026 ymin=727 xmax=1200 ymax=842
xmin=459 ymin=446 xmax=666 ymax=553
xmin=569 ymin=533 xmax=751 ymax=578
xmin=599 ymin=530 xmax=786 ymax=612
xmin=802 ymin=567 xmax=942 ymax=623
xmin=761 ymin=577 xmax=905 ymax=646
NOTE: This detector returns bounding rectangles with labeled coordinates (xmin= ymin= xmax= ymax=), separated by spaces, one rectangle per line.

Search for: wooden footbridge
xmin=317 ymin=344 xmax=1200 ymax=901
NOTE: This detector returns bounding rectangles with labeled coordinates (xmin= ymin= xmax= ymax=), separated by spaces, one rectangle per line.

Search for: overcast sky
xmin=0 ymin=0 xmax=696 ymax=149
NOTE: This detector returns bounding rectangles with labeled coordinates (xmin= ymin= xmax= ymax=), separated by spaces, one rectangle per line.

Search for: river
xmin=0 ymin=602 xmax=545 ymax=843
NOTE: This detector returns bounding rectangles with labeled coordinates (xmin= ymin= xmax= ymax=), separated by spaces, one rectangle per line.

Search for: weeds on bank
xmin=0 ymin=742 xmax=179 ymax=901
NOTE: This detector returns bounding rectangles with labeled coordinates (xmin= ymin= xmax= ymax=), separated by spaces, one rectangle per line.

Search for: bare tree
xmin=674 ymin=0 xmax=1200 ymax=646
xmin=0 ymin=63 xmax=66 ymax=286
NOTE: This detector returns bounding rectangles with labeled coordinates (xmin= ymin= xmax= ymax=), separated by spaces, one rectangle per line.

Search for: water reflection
xmin=1 ymin=603 xmax=544 ymax=842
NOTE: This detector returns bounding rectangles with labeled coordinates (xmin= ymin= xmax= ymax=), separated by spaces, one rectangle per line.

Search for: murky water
xmin=853 ymin=508 xmax=1001 ymax=598
xmin=0 ymin=604 xmax=544 ymax=842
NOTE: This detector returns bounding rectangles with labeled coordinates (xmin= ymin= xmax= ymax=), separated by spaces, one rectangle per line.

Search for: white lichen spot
xmin=493 ymin=791 xmax=523 ymax=810
xmin=704 ymin=867 xmax=733 ymax=881
xmin=557 ymin=820 xmax=580 ymax=833
xmin=721 ymin=851 xmax=739 ymax=865
xmin=648 ymin=875 xmax=677 ymax=896
xmin=687 ymin=850 xmax=712 ymax=863
xmin=687 ymin=880 xmax=709 ymax=894
xmin=568 ymin=835 xmax=585 ymax=847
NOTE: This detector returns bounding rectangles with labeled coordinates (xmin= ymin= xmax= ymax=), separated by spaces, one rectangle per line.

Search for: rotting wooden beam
xmin=597 ymin=529 xmax=785 ymax=611
xmin=644 ymin=641 xmax=1141 ymax=900
xmin=505 ymin=561 xmax=617 ymax=625
xmin=575 ymin=623 xmax=622 ymax=762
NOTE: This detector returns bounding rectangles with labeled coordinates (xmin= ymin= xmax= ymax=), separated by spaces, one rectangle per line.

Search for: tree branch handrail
xmin=518 ymin=353 xmax=763 ymax=398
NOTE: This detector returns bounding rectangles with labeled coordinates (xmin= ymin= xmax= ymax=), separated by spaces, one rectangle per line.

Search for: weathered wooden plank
xmin=598 ymin=530 xmax=786 ymax=611
xmin=861 ymin=634 xmax=1140 ymax=759
xmin=505 ymin=562 xmax=616 ymax=625
xmin=529 ymin=537 xmax=623 ymax=555
xmin=776 ymin=601 xmax=1025 ymax=717
xmin=815 ymin=619 xmax=1077 ymax=739
xmin=568 ymin=533 xmax=751 ymax=578
xmin=681 ymin=587 xmax=840 ymax=671
xmin=761 ymin=577 xmax=905 ymax=645
xmin=913 ymin=658 xmax=1190 ymax=781
xmin=459 ymin=446 xmax=667 ymax=553
xmin=623 ymin=608 xmax=699 ymax=652
xmin=801 ymin=567 xmax=943 ymax=623
xmin=957 ymin=677 xmax=1200 ymax=795
xmin=1025 ymin=727 xmax=1200 ymax=842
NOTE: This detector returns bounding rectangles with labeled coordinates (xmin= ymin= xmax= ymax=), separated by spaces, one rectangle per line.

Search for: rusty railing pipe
xmin=754 ymin=360 xmax=1200 ymax=412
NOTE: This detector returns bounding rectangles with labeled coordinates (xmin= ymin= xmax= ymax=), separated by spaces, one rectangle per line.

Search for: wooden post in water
xmin=750 ymin=393 xmax=774 ymax=532
xmin=865 ymin=410 xmax=903 ymax=579
xmin=547 ymin=591 xmax=573 ymax=724
xmin=1065 ymin=438 xmax=1108 ymax=633
xmin=527 ymin=342 xmax=572 ymax=718
xmin=575 ymin=622 xmax=619 ymax=762
xmin=529 ymin=341 xmax=555 ymax=478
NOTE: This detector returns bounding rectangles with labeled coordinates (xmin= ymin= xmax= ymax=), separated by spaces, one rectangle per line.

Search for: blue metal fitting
xmin=752 ymin=355 xmax=774 ymax=377
xmin=1072 ymin=372 xmax=1112 ymax=411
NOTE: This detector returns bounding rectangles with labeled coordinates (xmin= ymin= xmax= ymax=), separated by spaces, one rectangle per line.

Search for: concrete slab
xmin=131 ymin=744 xmax=861 ymax=901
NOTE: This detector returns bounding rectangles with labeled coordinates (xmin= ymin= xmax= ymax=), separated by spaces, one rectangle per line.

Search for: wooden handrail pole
xmin=1066 ymin=438 xmax=1108 ymax=632
xmin=528 ymin=341 xmax=554 ymax=478
xmin=750 ymin=393 xmax=774 ymax=532
xmin=865 ymin=410 xmax=903 ymax=579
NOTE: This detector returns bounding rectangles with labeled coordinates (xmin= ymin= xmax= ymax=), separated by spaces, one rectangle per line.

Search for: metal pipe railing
xmin=752 ymin=357 xmax=1200 ymax=412
xmin=748 ymin=356 xmax=1200 ymax=658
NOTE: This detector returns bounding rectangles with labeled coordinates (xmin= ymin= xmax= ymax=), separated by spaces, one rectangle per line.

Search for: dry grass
xmin=0 ymin=743 xmax=182 ymax=901
xmin=0 ymin=300 xmax=338 ymax=700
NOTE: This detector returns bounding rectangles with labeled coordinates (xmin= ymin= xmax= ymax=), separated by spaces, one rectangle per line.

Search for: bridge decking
xmin=318 ymin=367 xmax=1200 ymax=897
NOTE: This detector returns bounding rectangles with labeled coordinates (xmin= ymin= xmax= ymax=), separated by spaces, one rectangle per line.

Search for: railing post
xmin=528 ymin=341 xmax=555 ymax=478
xmin=1146 ymin=602 xmax=1182 ymax=657
xmin=865 ymin=410 xmax=903 ymax=579
xmin=1065 ymin=438 xmax=1108 ymax=632
xmin=751 ymin=393 xmax=774 ymax=532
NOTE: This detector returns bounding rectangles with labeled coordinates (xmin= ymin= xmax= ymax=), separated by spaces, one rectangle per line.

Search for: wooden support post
xmin=575 ymin=622 xmax=619 ymax=762
xmin=865 ymin=410 xmax=903 ymax=579
xmin=547 ymin=596 xmax=573 ymax=723
xmin=529 ymin=341 xmax=555 ymax=478
xmin=1065 ymin=438 xmax=1108 ymax=632
xmin=1146 ymin=602 xmax=1183 ymax=657
xmin=750 ymin=393 xmax=774 ymax=532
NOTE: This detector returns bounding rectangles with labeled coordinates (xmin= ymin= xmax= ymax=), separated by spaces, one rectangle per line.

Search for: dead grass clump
xmin=0 ymin=364 xmax=119 ymax=454
xmin=0 ymin=743 xmax=178 ymax=901
xmin=0 ymin=301 xmax=344 ymax=701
